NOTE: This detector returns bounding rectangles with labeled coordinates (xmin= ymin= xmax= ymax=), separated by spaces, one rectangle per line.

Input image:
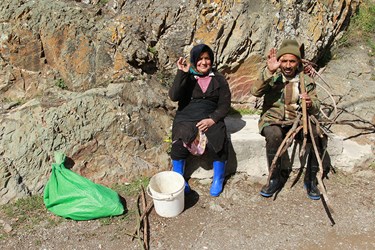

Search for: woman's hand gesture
xmin=177 ymin=57 xmax=190 ymax=72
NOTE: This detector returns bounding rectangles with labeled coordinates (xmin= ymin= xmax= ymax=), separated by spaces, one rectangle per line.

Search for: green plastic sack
xmin=43 ymin=152 xmax=124 ymax=220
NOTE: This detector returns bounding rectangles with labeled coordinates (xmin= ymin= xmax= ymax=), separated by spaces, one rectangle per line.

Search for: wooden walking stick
xmin=141 ymin=186 xmax=149 ymax=250
xmin=299 ymin=44 xmax=308 ymax=157
xmin=300 ymin=44 xmax=335 ymax=225
xmin=300 ymin=73 xmax=308 ymax=134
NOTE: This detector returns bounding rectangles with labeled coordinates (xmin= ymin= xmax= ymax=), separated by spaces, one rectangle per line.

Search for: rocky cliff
xmin=0 ymin=0 xmax=363 ymax=204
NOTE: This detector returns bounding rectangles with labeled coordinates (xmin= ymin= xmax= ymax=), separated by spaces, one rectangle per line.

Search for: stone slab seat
xmin=185 ymin=115 xmax=373 ymax=184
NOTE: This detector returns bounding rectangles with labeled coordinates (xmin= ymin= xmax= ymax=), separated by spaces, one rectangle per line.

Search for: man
xmin=250 ymin=39 xmax=323 ymax=200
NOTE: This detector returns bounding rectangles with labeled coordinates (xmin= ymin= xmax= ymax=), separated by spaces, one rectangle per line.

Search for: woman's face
xmin=279 ymin=54 xmax=300 ymax=77
xmin=196 ymin=51 xmax=212 ymax=74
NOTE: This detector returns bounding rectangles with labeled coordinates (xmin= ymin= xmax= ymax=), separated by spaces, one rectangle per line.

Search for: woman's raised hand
xmin=177 ymin=57 xmax=190 ymax=72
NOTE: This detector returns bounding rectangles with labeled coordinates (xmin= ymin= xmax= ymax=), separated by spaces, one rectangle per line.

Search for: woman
xmin=169 ymin=44 xmax=231 ymax=197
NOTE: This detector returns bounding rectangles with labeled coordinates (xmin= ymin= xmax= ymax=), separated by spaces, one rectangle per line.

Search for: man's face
xmin=279 ymin=54 xmax=300 ymax=77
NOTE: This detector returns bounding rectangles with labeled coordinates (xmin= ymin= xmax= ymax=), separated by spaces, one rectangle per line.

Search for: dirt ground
xmin=1 ymin=165 xmax=375 ymax=250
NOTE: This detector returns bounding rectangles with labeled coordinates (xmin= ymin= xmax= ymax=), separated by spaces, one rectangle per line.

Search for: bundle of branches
xmin=303 ymin=59 xmax=375 ymax=136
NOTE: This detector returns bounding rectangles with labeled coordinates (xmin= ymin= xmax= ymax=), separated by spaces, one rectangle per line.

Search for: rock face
xmin=0 ymin=0 xmax=364 ymax=204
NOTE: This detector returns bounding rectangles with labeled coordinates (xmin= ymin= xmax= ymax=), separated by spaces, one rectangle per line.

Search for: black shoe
xmin=260 ymin=179 xmax=282 ymax=197
xmin=304 ymin=180 xmax=320 ymax=200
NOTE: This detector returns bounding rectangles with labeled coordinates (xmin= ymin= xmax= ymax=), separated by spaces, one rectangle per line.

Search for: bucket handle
xmin=147 ymin=184 xmax=184 ymax=201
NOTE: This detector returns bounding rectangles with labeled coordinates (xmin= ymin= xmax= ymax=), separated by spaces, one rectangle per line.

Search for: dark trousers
xmin=170 ymin=139 xmax=228 ymax=162
xmin=262 ymin=123 xmax=325 ymax=178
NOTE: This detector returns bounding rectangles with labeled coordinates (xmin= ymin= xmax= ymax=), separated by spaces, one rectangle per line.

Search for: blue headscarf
xmin=189 ymin=44 xmax=214 ymax=76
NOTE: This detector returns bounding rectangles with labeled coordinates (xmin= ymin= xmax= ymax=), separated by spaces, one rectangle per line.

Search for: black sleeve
xmin=169 ymin=70 xmax=190 ymax=101
xmin=209 ymin=74 xmax=231 ymax=122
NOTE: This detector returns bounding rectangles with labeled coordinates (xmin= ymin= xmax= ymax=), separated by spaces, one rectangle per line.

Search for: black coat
xmin=169 ymin=69 xmax=231 ymax=153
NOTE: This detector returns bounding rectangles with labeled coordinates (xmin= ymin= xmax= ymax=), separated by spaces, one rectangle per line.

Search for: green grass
xmin=229 ymin=107 xmax=261 ymax=116
xmin=0 ymin=177 xmax=151 ymax=237
xmin=0 ymin=195 xmax=61 ymax=233
xmin=100 ymin=177 xmax=151 ymax=225
xmin=99 ymin=0 xmax=109 ymax=5
xmin=338 ymin=0 xmax=375 ymax=53
xmin=2 ymin=195 xmax=45 ymax=221
xmin=123 ymin=73 xmax=136 ymax=82
xmin=148 ymin=46 xmax=157 ymax=55
xmin=55 ymin=78 xmax=68 ymax=90
xmin=354 ymin=2 xmax=375 ymax=34
xmin=111 ymin=176 xmax=150 ymax=197
xmin=2 ymin=97 xmax=24 ymax=107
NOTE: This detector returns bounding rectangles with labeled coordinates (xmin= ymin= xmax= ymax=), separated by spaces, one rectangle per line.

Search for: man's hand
xmin=177 ymin=57 xmax=190 ymax=72
xmin=300 ymin=92 xmax=312 ymax=109
xmin=303 ymin=64 xmax=316 ymax=78
xmin=267 ymin=48 xmax=280 ymax=74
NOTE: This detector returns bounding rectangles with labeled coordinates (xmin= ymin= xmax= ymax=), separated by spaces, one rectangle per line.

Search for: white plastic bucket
xmin=147 ymin=171 xmax=185 ymax=218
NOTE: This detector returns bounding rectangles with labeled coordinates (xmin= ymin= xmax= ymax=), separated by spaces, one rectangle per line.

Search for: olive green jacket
xmin=250 ymin=68 xmax=320 ymax=134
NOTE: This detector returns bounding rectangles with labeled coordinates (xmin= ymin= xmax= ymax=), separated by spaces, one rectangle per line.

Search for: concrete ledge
xmin=186 ymin=115 xmax=374 ymax=183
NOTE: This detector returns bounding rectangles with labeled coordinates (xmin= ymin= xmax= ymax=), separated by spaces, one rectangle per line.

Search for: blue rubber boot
xmin=210 ymin=161 xmax=226 ymax=197
xmin=172 ymin=159 xmax=191 ymax=194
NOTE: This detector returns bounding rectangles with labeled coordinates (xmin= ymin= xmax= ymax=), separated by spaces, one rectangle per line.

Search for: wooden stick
xmin=124 ymin=232 xmax=141 ymax=239
xmin=131 ymin=194 xmax=140 ymax=242
xmin=267 ymin=117 xmax=301 ymax=184
xmin=299 ymin=71 xmax=309 ymax=158
xmin=126 ymin=190 xmax=154 ymax=248
xmin=132 ymin=199 xmax=154 ymax=237
xmin=141 ymin=186 xmax=149 ymax=250
xmin=139 ymin=201 xmax=154 ymax=223
xmin=323 ymin=120 xmax=375 ymax=131
xmin=299 ymin=72 xmax=308 ymax=136
xmin=310 ymin=115 xmax=325 ymax=138
xmin=280 ymin=126 xmax=303 ymax=156
xmin=308 ymin=118 xmax=328 ymax=197
xmin=308 ymin=117 xmax=335 ymax=225
xmin=299 ymin=137 xmax=307 ymax=158
xmin=290 ymin=151 xmax=305 ymax=188
xmin=135 ymin=194 xmax=145 ymax=250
